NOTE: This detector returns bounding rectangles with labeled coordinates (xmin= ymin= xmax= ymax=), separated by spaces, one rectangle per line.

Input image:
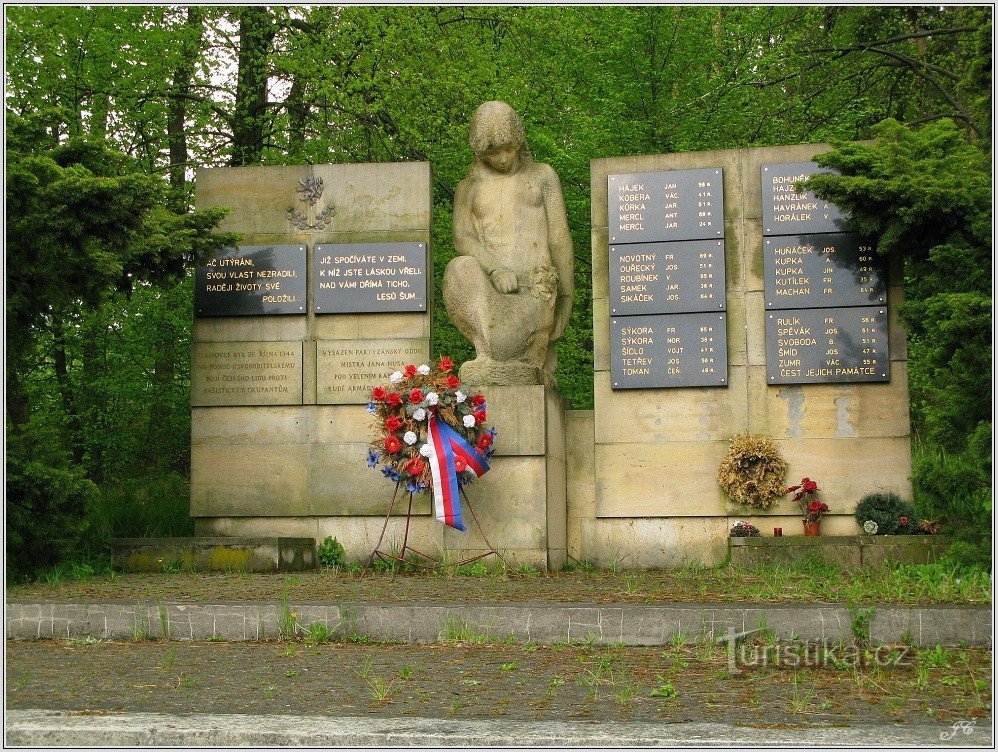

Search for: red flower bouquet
xmin=787 ymin=477 xmax=829 ymax=522
xmin=366 ymin=359 xmax=497 ymax=493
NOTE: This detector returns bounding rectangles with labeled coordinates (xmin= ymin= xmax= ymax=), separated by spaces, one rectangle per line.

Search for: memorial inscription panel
xmin=316 ymin=338 xmax=430 ymax=404
xmin=764 ymin=233 xmax=886 ymax=310
xmin=313 ymin=242 xmax=427 ymax=314
xmin=610 ymin=239 xmax=726 ymax=316
xmin=608 ymin=168 xmax=723 ymax=244
xmin=610 ymin=312 xmax=728 ymax=389
xmin=761 ymin=162 xmax=846 ymax=236
xmin=765 ymin=306 xmax=889 ymax=385
xmin=195 ymin=245 xmax=307 ymax=316
xmin=191 ymin=341 xmax=304 ymax=406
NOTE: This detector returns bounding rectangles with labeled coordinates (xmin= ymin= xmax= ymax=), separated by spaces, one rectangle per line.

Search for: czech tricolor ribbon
xmin=426 ymin=413 xmax=490 ymax=531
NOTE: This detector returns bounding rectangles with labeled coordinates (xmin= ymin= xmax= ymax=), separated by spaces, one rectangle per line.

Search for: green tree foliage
xmin=807 ymin=119 xmax=991 ymax=562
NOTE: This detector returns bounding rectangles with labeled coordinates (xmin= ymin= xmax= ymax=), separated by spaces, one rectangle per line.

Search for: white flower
xmin=455 ymin=391 xmax=466 ymax=403
xmin=732 ymin=520 xmax=744 ymax=527
xmin=426 ymin=391 xmax=439 ymax=406
xmin=419 ymin=444 xmax=432 ymax=457
xmin=462 ymin=414 xmax=476 ymax=428
xmin=403 ymin=431 xmax=418 ymax=445
xmin=389 ymin=371 xmax=404 ymax=384
xmin=417 ymin=364 xmax=430 ymax=375
xmin=863 ymin=520 xmax=879 ymax=535
xmin=412 ymin=407 xmax=427 ymax=421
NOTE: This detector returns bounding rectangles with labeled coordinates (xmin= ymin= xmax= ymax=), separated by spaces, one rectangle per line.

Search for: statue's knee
xmin=444 ymin=256 xmax=487 ymax=298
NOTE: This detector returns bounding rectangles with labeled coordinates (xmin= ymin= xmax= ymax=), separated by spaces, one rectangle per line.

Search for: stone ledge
xmin=729 ymin=535 xmax=949 ymax=570
xmin=5 ymin=600 xmax=989 ymax=647
xmin=111 ymin=537 xmax=316 ymax=573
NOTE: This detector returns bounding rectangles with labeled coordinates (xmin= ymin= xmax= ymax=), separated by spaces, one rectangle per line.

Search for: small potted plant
xmin=786 ymin=477 xmax=829 ymax=536
xmin=729 ymin=520 xmax=761 ymax=538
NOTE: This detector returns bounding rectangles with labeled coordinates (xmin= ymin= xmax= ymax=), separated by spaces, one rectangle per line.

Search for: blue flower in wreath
xmin=405 ymin=479 xmax=420 ymax=494
xmin=365 ymin=401 xmax=377 ymax=414
xmin=381 ymin=466 xmax=400 ymax=482
xmin=366 ymin=450 xmax=380 ymax=468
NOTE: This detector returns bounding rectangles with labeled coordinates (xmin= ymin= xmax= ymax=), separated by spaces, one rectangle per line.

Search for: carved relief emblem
xmin=287 ymin=175 xmax=336 ymax=230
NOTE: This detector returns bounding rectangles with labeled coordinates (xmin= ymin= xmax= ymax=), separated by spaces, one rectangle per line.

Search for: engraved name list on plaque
xmin=607 ymin=167 xmax=728 ymax=389
xmin=761 ymin=161 xmax=889 ymax=385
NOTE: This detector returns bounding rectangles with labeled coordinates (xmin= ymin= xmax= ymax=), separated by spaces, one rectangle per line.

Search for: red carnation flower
xmin=384 ymin=436 xmax=402 ymax=453
xmin=444 ymin=374 xmax=461 ymax=389
xmin=474 ymin=409 xmax=487 ymax=424
xmin=454 ymin=456 xmax=467 ymax=473
xmin=808 ymin=500 xmax=822 ymax=512
xmin=406 ymin=457 xmax=426 ymax=476
xmin=438 ymin=357 xmax=455 ymax=373
xmin=471 ymin=394 xmax=486 ymax=407
xmin=385 ymin=416 xmax=403 ymax=433
xmin=476 ymin=433 xmax=493 ymax=450
xmin=385 ymin=392 xmax=402 ymax=408
xmin=371 ymin=386 xmax=387 ymax=401
xmin=409 ymin=388 xmax=425 ymax=404
xmin=404 ymin=364 xmax=417 ymax=378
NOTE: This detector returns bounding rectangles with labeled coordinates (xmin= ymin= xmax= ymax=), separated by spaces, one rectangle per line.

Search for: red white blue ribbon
xmin=426 ymin=413 xmax=490 ymax=531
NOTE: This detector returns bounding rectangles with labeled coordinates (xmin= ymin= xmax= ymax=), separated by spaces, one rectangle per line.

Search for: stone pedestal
xmin=443 ymin=385 xmax=567 ymax=571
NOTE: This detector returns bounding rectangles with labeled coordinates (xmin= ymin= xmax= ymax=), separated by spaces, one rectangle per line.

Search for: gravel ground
xmin=6 ymin=638 xmax=992 ymax=727
xmin=7 ymin=567 xmax=990 ymax=606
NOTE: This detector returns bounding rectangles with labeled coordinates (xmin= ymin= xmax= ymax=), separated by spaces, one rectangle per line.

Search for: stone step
xmin=6 ymin=600 xmax=991 ymax=647
xmin=728 ymin=534 xmax=950 ymax=570
xmin=111 ymin=537 xmax=316 ymax=573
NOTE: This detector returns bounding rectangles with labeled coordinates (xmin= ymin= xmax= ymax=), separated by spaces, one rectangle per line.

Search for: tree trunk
xmin=231 ymin=7 xmax=276 ymax=166
xmin=286 ymin=76 xmax=308 ymax=159
xmin=167 ymin=6 xmax=204 ymax=212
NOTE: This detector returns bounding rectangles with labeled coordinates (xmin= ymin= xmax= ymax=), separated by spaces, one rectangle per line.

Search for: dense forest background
xmin=5 ymin=5 xmax=992 ymax=579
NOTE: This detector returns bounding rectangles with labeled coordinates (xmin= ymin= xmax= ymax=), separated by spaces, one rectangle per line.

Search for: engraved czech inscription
xmin=316 ymin=338 xmax=431 ymax=404
xmin=191 ymin=341 xmax=304 ymax=406
xmin=610 ymin=312 xmax=728 ymax=389
xmin=608 ymin=168 xmax=724 ymax=244
xmin=610 ymin=239 xmax=726 ymax=316
xmin=313 ymin=242 xmax=427 ymax=314
xmin=195 ymin=245 xmax=307 ymax=317
xmin=765 ymin=306 xmax=890 ymax=384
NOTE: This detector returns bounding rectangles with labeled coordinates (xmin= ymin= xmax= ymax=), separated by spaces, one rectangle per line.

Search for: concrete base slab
xmin=6 ymin=601 xmax=991 ymax=646
xmin=6 ymin=710 xmax=991 ymax=747
xmin=111 ymin=537 xmax=316 ymax=573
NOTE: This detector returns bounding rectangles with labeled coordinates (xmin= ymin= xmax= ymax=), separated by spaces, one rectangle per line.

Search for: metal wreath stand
xmin=365 ymin=481 xmax=507 ymax=571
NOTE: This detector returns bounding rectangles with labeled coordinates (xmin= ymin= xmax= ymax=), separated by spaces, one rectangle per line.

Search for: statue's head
xmin=469 ymin=101 xmax=527 ymax=157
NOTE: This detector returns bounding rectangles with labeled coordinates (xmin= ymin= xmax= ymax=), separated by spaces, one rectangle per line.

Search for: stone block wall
xmin=192 ymin=163 xmax=435 ymax=554
xmin=581 ymin=144 xmax=912 ymax=567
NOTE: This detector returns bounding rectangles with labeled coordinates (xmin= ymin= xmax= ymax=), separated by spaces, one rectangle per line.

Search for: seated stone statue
xmin=443 ymin=101 xmax=574 ymax=387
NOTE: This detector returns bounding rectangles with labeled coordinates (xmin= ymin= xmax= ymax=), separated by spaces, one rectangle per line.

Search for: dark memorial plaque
xmin=761 ymin=161 xmax=847 ymax=236
xmin=195 ymin=245 xmax=306 ymax=317
xmin=765 ymin=306 xmax=890 ymax=385
xmin=313 ymin=242 xmax=427 ymax=314
xmin=610 ymin=312 xmax=728 ymax=389
xmin=608 ymin=168 xmax=724 ymax=244
xmin=610 ymin=239 xmax=726 ymax=316
xmin=764 ymin=232 xmax=886 ymax=310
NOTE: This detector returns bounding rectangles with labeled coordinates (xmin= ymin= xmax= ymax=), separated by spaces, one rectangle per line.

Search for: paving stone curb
xmin=5 ymin=601 xmax=991 ymax=646
xmin=5 ymin=710 xmax=993 ymax=747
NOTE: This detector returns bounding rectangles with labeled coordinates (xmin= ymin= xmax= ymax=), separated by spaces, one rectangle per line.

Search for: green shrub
xmin=317 ymin=536 xmax=346 ymax=568
xmin=854 ymin=492 xmax=919 ymax=535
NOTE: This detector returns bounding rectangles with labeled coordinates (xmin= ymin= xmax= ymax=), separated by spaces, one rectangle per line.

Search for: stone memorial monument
xmin=444 ymin=101 xmax=574 ymax=387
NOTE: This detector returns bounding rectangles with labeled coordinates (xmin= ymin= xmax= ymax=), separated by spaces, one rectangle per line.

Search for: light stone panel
xmin=565 ymin=411 xmax=596 ymax=563
xmin=191 ymin=341 xmax=303 ymax=406
xmin=194 ymin=317 xmax=308 ymax=344
xmin=316 ymin=338 xmax=430 ymax=405
xmin=774 ymin=436 xmax=913 ymax=509
xmin=197 ymin=165 xmax=313 ymax=235
xmin=594 ymin=441 xmax=732 ymax=518
xmin=309 ymin=442 xmax=431 ymax=516
xmin=593 ymin=368 xmax=747 ymax=444
xmin=474 ymin=385 xmax=546 ymax=456
xmin=192 ymin=406 xmax=310 ymax=446
xmin=581 ymin=517 xmax=730 ymax=568
xmin=747 ymin=362 xmax=912 ymax=440
xmin=190 ymin=444 xmax=311 ymax=517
